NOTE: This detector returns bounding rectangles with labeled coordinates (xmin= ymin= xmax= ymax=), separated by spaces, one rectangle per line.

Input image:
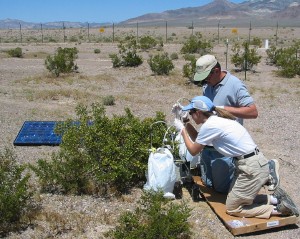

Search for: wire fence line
xmin=0 ymin=20 xmax=298 ymax=47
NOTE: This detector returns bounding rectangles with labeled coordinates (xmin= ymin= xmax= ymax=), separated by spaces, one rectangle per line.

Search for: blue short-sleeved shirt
xmin=203 ymin=71 xmax=254 ymax=125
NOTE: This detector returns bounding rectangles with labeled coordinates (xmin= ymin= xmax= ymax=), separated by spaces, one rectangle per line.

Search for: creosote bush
xmin=107 ymin=190 xmax=192 ymax=239
xmin=182 ymin=54 xmax=197 ymax=81
xmin=266 ymin=41 xmax=300 ymax=78
xmin=109 ymin=35 xmax=143 ymax=68
xmin=148 ymin=53 xmax=174 ymax=75
xmin=138 ymin=35 xmax=159 ymax=51
xmin=7 ymin=47 xmax=23 ymax=58
xmin=231 ymin=41 xmax=261 ymax=71
xmin=180 ymin=32 xmax=212 ymax=55
xmin=0 ymin=148 xmax=32 ymax=236
xmin=45 ymin=47 xmax=78 ymax=77
xmin=30 ymin=103 xmax=167 ymax=195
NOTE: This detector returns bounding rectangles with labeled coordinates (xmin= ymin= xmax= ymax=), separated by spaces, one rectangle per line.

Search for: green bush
xmin=7 ymin=47 xmax=23 ymax=57
xmin=45 ymin=47 xmax=78 ymax=77
xmin=266 ymin=42 xmax=300 ymax=78
xmin=147 ymin=53 xmax=174 ymax=75
xmin=108 ymin=190 xmax=192 ymax=239
xmin=102 ymin=95 xmax=115 ymax=106
xmin=250 ymin=37 xmax=262 ymax=47
xmin=94 ymin=48 xmax=101 ymax=54
xmin=139 ymin=35 xmax=158 ymax=51
xmin=170 ymin=52 xmax=179 ymax=60
xmin=180 ymin=32 xmax=212 ymax=54
xmin=182 ymin=54 xmax=197 ymax=80
xmin=109 ymin=35 xmax=143 ymax=68
xmin=0 ymin=148 xmax=32 ymax=234
xmin=231 ymin=41 xmax=261 ymax=71
xmin=30 ymin=103 xmax=167 ymax=195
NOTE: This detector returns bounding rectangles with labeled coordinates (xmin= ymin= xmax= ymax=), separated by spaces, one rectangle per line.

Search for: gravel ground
xmin=0 ymin=40 xmax=299 ymax=239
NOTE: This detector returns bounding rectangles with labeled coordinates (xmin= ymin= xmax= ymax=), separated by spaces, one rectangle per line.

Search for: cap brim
xmin=182 ymin=104 xmax=194 ymax=111
xmin=193 ymin=70 xmax=211 ymax=82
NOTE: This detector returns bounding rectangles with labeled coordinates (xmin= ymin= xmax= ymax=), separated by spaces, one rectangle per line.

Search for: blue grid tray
xmin=14 ymin=121 xmax=63 ymax=146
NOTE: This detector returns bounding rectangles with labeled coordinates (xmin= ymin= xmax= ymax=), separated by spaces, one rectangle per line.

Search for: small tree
xmin=45 ymin=47 xmax=78 ymax=77
xmin=231 ymin=41 xmax=261 ymax=71
xmin=148 ymin=53 xmax=174 ymax=75
xmin=109 ymin=35 xmax=143 ymax=68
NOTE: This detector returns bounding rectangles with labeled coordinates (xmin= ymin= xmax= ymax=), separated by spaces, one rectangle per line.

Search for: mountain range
xmin=1 ymin=0 xmax=299 ymax=29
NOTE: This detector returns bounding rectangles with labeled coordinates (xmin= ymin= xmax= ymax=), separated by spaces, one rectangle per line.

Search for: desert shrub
xmin=250 ymin=37 xmax=262 ymax=47
xmin=180 ymin=32 xmax=212 ymax=54
xmin=170 ymin=52 xmax=179 ymax=60
xmin=266 ymin=42 xmax=300 ymax=78
xmin=109 ymin=35 xmax=143 ymax=68
xmin=182 ymin=54 xmax=197 ymax=80
xmin=29 ymin=103 xmax=167 ymax=195
xmin=102 ymin=95 xmax=115 ymax=105
xmin=94 ymin=48 xmax=101 ymax=54
xmin=148 ymin=53 xmax=174 ymax=75
xmin=0 ymin=148 xmax=32 ymax=235
xmin=7 ymin=47 xmax=22 ymax=58
xmin=139 ymin=35 xmax=158 ymax=51
xmin=108 ymin=190 xmax=192 ymax=239
xmin=231 ymin=41 xmax=261 ymax=71
xmin=45 ymin=47 xmax=78 ymax=77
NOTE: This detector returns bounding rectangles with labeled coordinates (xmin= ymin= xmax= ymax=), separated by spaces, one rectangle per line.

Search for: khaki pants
xmin=226 ymin=152 xmax=274 ymax=219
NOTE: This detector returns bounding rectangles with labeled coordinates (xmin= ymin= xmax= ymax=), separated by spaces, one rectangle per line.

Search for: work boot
xmin=267 ymin=159 xmax=280 ymax=191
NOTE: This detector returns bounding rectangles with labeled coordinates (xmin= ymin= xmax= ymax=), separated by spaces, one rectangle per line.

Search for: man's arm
xmin=224 ymin=104 xmax=258 ymax=119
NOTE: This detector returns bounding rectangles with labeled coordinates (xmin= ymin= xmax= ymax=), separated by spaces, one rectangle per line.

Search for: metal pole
xmin=275 ymin=21 xmax=278 ymax=46
xmin=112 ymin=23 xmax=115 ymax=43
xmin=192 ymin=21 xmax=194 ymax=36
xmin=136 ymin=22 xmax=139 ymax=43
xmin=63 ymin=22 xmax=65 ymax=43
xmin=19 ymin=22 xmax=22 ymax=43
xmin=225 ymin=39 xmax=228 ymax=70
xmin=41 ymin=24 xmax=43 ymax=43
xmin=87 ymin=22 xmax=90 ymax=42
xmin=248 ymin=21 xmax=252 ymax=43
xmin=165 ymin=21 xmax=168 ymax=43
xmin=218 ymin=20 xmax=220 ymax=44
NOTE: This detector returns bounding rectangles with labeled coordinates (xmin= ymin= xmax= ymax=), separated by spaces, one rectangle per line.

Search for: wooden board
xmin=192 ymin=176 xmax=299 ymax=236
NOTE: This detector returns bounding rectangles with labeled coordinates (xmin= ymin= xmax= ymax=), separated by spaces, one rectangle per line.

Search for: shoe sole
xmin=268 ymin=159 xmax=280 ymax=191
xmin=274 ymin=187 xmax=299 ymax=216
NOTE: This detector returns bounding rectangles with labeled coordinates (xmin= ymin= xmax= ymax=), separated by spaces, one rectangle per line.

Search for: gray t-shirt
xmin=203 ymin=71 xmax=254 ymax=125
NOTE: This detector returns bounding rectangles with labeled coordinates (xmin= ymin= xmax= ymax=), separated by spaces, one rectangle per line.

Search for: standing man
xmin=190 ymin=54 xmax=278 ymax=193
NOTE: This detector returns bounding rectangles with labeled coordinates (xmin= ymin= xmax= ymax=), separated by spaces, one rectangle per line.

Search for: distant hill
xmin=1 ymin=0 xmax=300 ymax=29
xmin=121 ymin=0 xmax=300 ymax=27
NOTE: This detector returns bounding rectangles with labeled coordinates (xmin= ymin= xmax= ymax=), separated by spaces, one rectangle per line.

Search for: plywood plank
xmin=192 ymin=176 xmax=299 ymax=236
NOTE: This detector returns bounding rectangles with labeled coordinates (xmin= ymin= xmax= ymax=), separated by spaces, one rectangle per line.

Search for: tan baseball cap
xmin=193 ymin=55 xmax=218 ymax=82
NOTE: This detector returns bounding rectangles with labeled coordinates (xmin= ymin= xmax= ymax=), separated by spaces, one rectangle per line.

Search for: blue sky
xmin=0 ymin=0 xmax=244 ymax=23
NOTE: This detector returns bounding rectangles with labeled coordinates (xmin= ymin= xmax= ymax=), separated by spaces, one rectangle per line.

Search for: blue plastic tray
xmin=14 ymin=121 xmax=63 ymax=146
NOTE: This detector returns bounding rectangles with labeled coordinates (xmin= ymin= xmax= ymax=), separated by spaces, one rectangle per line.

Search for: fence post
xmin=218 ymin=20 xmax=220 ymax=44
xmin=19 ymin=22 xmax=22 ymax=43
xmin=192 ymin=21 xmax=194 ymax=35
xmin=40 ymin=24 xmax=43 ymax=43
xmin=165 ymin=21 xmax=168 ymax=43
xmin=136 ymin=22 xmax=139 ymax=43
xmin=275 ymin=21 xmax=278 ymax=46
xmin=112 ymin=23 xmax=115 ymax=43
xmin=63 ymin=22 xmax=66 ymax=43
xmin=87 ymin=22 xmax=90 ymax=42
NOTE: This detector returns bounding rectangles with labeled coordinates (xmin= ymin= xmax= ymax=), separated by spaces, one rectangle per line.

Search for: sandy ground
xmin=0 ymin=32 xmax=299 ymax=239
